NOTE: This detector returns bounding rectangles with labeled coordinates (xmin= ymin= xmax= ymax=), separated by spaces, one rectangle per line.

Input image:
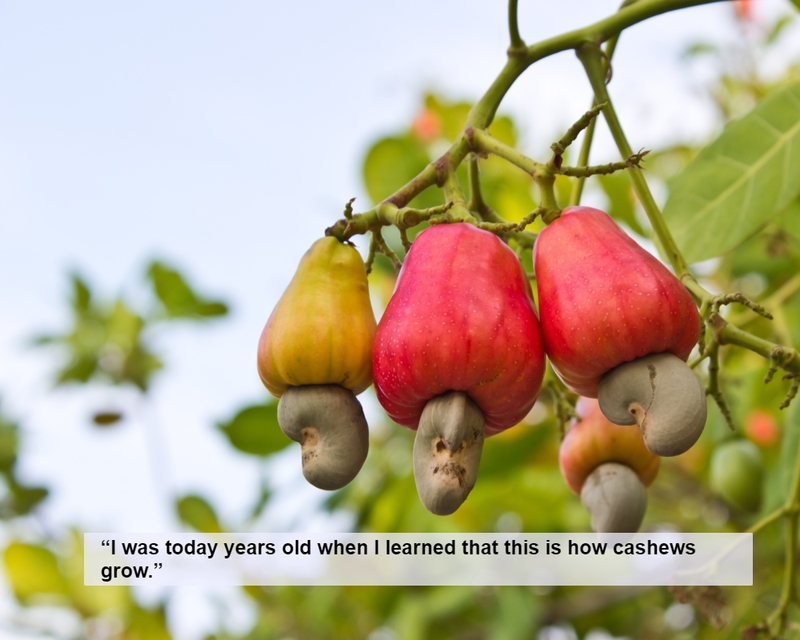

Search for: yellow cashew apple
xmin=256 ymin=236 xmax=376 ymax=491
xmin=257 ymin=236 xmax=376 ymax=397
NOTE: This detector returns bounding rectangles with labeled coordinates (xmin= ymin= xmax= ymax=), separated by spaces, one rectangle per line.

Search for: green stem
xmin=569 ymin=2 xmax=630 ymax=206
xmin=508 ymin=0 xmax=525 ymax=52
xmin=329 ymin=0 xmax=726 ymax=241
xmin=373 ymin=231 xmax=402 ymax=271
xmin=467 ymin=127 xmax=561 ymax=223
xmin=468 ymin=127 xmax=544 ymax=175
xmin=762 ymin=371 xmax=800 ymax=630
xmin=569 ymin=110 xmax=597 ymax=207
xmin=575 ymin=43 xmax=710 ymax=303
xmin=740 ymin=410 xmax=800 ymax=631
xmin=550 ymin=103 xmax=606 ymax=157
xmin=560 ymin=153 xmax=648 ymax=178
xmin=442 ymin=170 xmax=475 ymax=223
xmin=326 ymin=202 xmax=454 ymax=240
xmin=785 ymin=511 xmax=798 ymax=593
xmin=467 ymin=154 xmax=485 ymax=213
xmin=748 ymin=506 xmax=786 ymax=535
xmin=712 ymin=321 xmax=800 ymax=375
xmin=466 ymin=0 xmax=726 ymax=130
xmin=768 ymin=466 xmax=800 ymax=632
xmin=707 ymin=341 xmax=734 ymax=430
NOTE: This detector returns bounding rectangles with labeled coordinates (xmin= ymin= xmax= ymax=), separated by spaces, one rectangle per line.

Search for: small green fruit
xmin=709 ymin=440 xmax=763 ymax=512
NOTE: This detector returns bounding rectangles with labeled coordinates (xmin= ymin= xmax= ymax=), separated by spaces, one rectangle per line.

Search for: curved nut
xmin=413 ymin=391 xmax=485 ymax=516
xmin=597 ymin=352 xmax=706 ymax=457
xmin=580 ymin=462 xmax=647 ymax=533
xmin=277 ymin=384 xmax=369 ymax=491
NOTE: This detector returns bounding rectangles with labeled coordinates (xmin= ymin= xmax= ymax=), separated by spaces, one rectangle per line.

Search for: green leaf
xmin=424 ymin=94 xmax=472 ymax=142
xmin=107 ymin=300 xmax=145 ymax=351
xmin=476 ymin=155 xmax=535 ymax=224
xmin=56 ymin=355 xmax=99 ymax=384
xmin=195 ymin=301 xmax=229 ymax=317
xmin=61 ymin=529 xmax=131 ymax=617
xmin=121 ymin=346 xmax=163 ymax=392
xmin=682 ymin=42 xmax=719 ymax=58
xmin=3 ymin=542 xmax=68 ymax=602
xmin=176 ymin=494 xmax=223 ymax=533
xmin=146 ymin=261 xmax=228 ymax=320
xmin=776 ymin=197 xmax=800 ymax=239
xmin=92 ymin=411 xmax=124 ymax=427
xmin=127 ymin=602 xmax=172 ymax=640
xmin=663 ymin=80 xmax=800 ymax=263
xmin=362 ymin=135 xmax=437 ymax=209
xmin=488 ymin=115 xmax=517 ymax=148
xmin=0 ymin=415 xmax=19 ymax=472
xmin=489 ymin=587 xmax=539 ymax=640
xmin=479 ymin=422 xmax=552 ymax=479
xmin=766 ymin=15 xmax=795 ymax=45
xmin=248 ymin=480 xmax=272 ymax=522
xmin=147 ymin=261 xmax=200 ymax=317
xmin=761 ymin=396 xmax=800 ymax=515
xmin=217 ymin=401 xmax=289 ymax=456
xmin=728 ymin=226 xmax=799 ymax=283
xmin=70 ymin=273 xmax=92 ymax=313
xmin=7 ymin=481 xmax=49 ymax=516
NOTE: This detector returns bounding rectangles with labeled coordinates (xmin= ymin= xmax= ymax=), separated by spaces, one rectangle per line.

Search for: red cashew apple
xmin=560 ymin=397 xmax=660 ymax=532
xmin=373 ymin=222 xmax=546 ymax=514
xmin=534 ymin=206 xmax=705 ymax=456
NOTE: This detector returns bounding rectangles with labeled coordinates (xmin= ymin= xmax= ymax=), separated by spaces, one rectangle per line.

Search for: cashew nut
xmin=597 ymin=352 xmax=707 ymax=457
xmin=277 ymin=384 xmax=369 ymax=491
xmin=413 ymin=391 xmax=485 ymax=516
xmin=580 ymin=462 xmax=647 ymax=533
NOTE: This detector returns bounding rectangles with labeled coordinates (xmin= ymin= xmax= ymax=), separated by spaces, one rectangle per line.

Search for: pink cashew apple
xmin=372 ymin=222 xmax=546 ymax=514
xmin=534 ymin=206 xmax=706 ymax=457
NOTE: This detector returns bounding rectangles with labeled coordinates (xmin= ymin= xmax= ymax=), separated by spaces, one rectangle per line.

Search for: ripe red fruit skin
xmin=372 ymin=223 xmax=545 ymax=435
xmin=534 ymin=206 xmax=700 ymax=397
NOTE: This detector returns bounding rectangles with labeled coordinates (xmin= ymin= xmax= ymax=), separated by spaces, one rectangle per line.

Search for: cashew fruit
xmin=256 ymin=237 xmax=375 ymax=491
xmin=257 ymin=236 xmax=376 ymax=397
xmin=560 ymin=398 xmax=658 ymax=533
xmin=559 ymin=397 xmax=660 ymax=495
xmin=372 ymin=222 xmax=546 ymax=435
xmin=533 ymin=206 xmax=701 ymax=398
xmin=710 ymin=439 xmax=763 ymax=512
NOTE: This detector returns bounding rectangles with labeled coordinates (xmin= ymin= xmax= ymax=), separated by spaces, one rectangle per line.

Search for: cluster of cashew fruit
xmin=257 ymin=205 xmax=708 ymax=530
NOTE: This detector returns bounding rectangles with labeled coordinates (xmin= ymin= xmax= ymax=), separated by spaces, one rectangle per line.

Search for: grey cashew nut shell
xmin=277 ymin=384 xmax=369 ymax=491
xmin=597 ymin=352 xmax=707 ymax=457
xmin=413 ymin=391 xmax=485 ymax=516
xmin=580 ymin=462 xmax=648 ymax=533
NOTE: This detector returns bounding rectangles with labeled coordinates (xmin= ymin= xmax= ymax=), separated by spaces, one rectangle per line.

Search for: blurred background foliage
xmin=3 ymin=4 xmax=800 ymax=640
